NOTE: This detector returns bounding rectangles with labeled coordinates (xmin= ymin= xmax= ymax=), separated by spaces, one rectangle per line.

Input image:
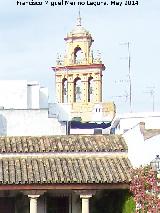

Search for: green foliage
xmin=122 ymin=192 xmax=136 ymax=213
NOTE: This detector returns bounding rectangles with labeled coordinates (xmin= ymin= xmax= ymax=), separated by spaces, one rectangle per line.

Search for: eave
xmin=52 ymin=64 xmax=105 ymax=71
xmin=0 ymin=183 xmax=130 ymax=191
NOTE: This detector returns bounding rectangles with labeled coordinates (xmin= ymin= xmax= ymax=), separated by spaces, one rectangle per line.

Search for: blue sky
xmin=0 ymin=0 xmax=160 ymax=113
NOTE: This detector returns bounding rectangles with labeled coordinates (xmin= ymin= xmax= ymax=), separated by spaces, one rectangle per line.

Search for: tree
xmin=130 ymin=166 xmax=160 ymax=213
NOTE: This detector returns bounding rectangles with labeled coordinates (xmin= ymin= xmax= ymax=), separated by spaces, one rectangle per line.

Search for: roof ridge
xmin=0 ymin=151 xmax=128 ymax=159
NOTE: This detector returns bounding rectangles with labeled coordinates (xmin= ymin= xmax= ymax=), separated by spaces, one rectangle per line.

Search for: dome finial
xmin=77 ymin=6 xmax=81 ymax=26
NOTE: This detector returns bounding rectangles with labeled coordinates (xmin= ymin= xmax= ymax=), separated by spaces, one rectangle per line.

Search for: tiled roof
xmin=0 ymin=156 xmax=131 ymax=184
xmin=143 ymin=129 xmax=160 ymax=140
xmin=139 ymin=122 xmax=160 ymax=140
xmin=0 ymin=135 xmax=127 ymax=153
xmin=0 ymin=135 xmax=132 ymax=185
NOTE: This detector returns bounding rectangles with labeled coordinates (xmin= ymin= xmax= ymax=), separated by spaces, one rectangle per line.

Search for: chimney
xmin=139 ymin=122 xmax=145 ymax=134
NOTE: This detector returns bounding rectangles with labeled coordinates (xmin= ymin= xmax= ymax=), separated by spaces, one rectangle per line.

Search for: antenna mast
xmin=128 ymin=42 xmax=132 ymax=112
xmin=145 ymin=86 xmax=155 ymax=112
xmin=120 ymin=42 xmax=132 ymax=112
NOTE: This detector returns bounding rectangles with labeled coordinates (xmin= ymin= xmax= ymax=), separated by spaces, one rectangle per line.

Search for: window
xmin=88 ymin=77 xmax=94 ymax=102
xmin=74 ymin=46 xmax=83 ymax=64
xmin=94 ymin=128 xmax=102 ymax=135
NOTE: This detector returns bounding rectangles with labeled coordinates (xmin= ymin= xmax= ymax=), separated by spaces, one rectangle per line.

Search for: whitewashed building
xmin=112 ymin=112 xmax=160 ymax=134
xmin=0 ymin=80 xmax=48 ymax=109
xmin=123 ymin=122 xmax=160 ymax=167
xmin=0 ymin=80 xmax=66 ymax=136
xmin=111 ymin=112 xmax=160 ymax=167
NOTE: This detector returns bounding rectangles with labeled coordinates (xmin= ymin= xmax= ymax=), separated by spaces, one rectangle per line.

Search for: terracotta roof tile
xmin=0 ymin=135 xmax=127 ymax=153
xmin=0 ymin=156 xmax=131 ymax=185
xmin=143 ymin=129 xmax=160 ymax=140
xmin=0 ymin=135 xmax=131 ymax=185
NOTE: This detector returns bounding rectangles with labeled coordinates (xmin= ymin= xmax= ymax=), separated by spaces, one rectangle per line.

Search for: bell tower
xmin=52 ymin=14 xmax=115 ymax=122
xmin=53 ymin=13 xmax=105 ymax=105
xmin=64 ymin=13 xmax=93 ymax=66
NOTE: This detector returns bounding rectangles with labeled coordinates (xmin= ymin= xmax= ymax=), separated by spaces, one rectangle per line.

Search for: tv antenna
xmin=120 ymin=42 xmax=132 ymax=112
xmin=145 ymin=86 xmax=155 ymax=112
xmin=112 ymin=90 xmax=129 ymax=102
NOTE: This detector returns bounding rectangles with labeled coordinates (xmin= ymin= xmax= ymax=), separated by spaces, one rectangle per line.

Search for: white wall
xmin=0 ymin=80 xmax=48 ymax=110
xmin=92 ymin=104 xmax=114 ymax=122
xmin=92 ymin=104 xmax=103 ymax=121
xmin=70 ymin=129 xmax=94 ymax=134
xmin=27 ymin=81 xmax=40 ymax=109
xmin=49 ymin=103 xmax=72 ymax=121
xmin=0 ymin=109 xmax=66 ymax=136
xmin=123 ymin=125 xmax=145 ymax=167
xmin=0 ymin=80 xmax=28 ymax=109
xmin=40 ymin=87 xmax=48 ymax=109
xmin=115 ymin=112 xmax=160 ymax=134
xmin=70 ymin=128 xmax=110 ymax=134
xmin=123 ymin=124 xmax=160 ymax=168
xmin=142 ymin=135 xmax=160 ymax=164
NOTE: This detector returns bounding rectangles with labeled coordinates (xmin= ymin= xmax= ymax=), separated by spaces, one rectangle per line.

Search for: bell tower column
xmin=94 ymin=72 xmax=102 ymax=102
xmin=68 ymin=75 xmax=74 ymax=103
xmin=56 ymin=75 xmax=63 ymax=103
xmin=82 ymin=74 xmax=88 ymax=103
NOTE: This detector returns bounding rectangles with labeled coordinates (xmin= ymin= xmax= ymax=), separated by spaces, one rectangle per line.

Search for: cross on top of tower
xmin=76 ymin=8 xmax=82 ymax=26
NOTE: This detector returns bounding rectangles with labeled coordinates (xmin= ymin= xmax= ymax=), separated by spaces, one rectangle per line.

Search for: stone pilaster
xmin=75 ymin=190 xmax=96 ymax=213
xmin=28 ymin=195 xmax=40 ymax=213
xmin=80 ymin=194 xmax=92 ymax=213
xmin=94 ymin=73 xmax=102 ymax=103
xmin=68 ymin=78 xmax=74 ymax=103
xmin=23 ymin=190 xmax=46 ymax=213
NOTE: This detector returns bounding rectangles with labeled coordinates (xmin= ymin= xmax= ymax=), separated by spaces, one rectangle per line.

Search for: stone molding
xmin=23 ymin=190 xmax=46 ymax=196
xmin=28 ymin=195 xmax=40 ymax=199
xmin=74 ymin=190 xmax=96 ymax=197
